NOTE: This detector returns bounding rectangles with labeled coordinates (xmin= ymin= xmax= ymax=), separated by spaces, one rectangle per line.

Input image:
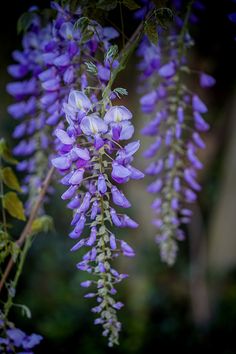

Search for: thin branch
xmin=119 ymin=1 xmax=125 ymax=48
xmin=103 ymin=8 xmax=154 ymax=100
xmin=4 ymin=237 xmax=32 ymax=317
xmin=0 ymin=157 xmax=7 ymax=234
xmin=0 ymin=166 xmax=55 ymax=294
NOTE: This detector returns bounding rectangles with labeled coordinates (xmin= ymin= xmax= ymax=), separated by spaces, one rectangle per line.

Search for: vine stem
xmin=4 ymin=237 xmax=31 ymax=317
xmin=0 ymin=166 xmax=55 ymax=294
xmin=102 ymin=8 xmax=154 ymax=100
xmin=119 ymin=1 xmax=125 ymax=49
xmin=178 ymin=0 xmax=194 ymax=59
xmin=0 ymin=157 xmax=7 ymax=233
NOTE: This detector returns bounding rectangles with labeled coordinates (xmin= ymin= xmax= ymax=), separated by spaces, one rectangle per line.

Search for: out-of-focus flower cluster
xmin=137 ymin=0 xmax=215 ymax=265
xmin=0 ymin=318 xmax=42 ymax=354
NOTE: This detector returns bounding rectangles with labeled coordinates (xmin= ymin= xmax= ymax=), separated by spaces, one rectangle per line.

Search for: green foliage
xmin=105 ymin=45 xmax=118 ymax=62
xmin=17 ymin=303 xmax=32 ymax=319
xmin=96 ymin=0 xmax=118 ymax=11
xmin=31 ymin=215 xmax=54 ymax=235
xmin=74 ymin=16 xmax=90 ymax=32
xmin=3 ymin=192 xmax=26 ymax=221
xmin=0 ymin=138 xmax=25 ymax=221
xmin=122 ymin=0 xmax=140 ymax=11
xmin=155 ymin=7 xmax=174 ymax=29
xmin=85 ymin=61 xmax=98 ymax=75
xmin=17 ymin=11 xmax=37 ymax=35
xmin=0 ymin=230 xmax=19 ymax=264
xmin=95 ymin=0 xmax=140 ymax=11
xmin=1 ymin=167 xmax=21 ymax=193
xmin=68 ymin=0 xmax=79 ymax=12
xmin=144 ymin=18 xmax=159 ymax=45
xmin=0 ymin=139 xmax=17 ymax=165
xmin=81 ymin=29 xmax=95 ymax=43
xmin=144 ymin=7 xmax=173 ymax=45
xmin=113 ymin=87 xmax=128 ymax=99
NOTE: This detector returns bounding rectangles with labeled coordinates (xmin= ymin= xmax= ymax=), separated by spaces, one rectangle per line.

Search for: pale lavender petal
xmin=111 ymin=162 xmax=131 ymax=184
xmin=111 ymin=186 xmax=131 ymax=208
xmin=68 ymin=90 xmax=91 ymax=112
xmin=122 ymin=215 xmax=138 ymax=229
xmin=194 ymin=112 xmax=209 ymax=131
xmin=120 ymin=240 xmax=135 ymax=256
xmin=200 ymin=73 xmax=216 ymax=88
xmin=55 ymin=129 xmax=75 ymax=145
xmin=128 ymin=165 xmax=144 ymax=179
xmin=51 ymin=156 xmax=71 ymax=170
xmin=119 ymin=121 xmax=134 ymax=140
xmin=147 ymin=178 xmax=163 ymax=193
xmin=80 ymin=114 xmax=108 ymax=135
xmin=158 ymin=61 xmax=175 ymax=78
xmin=110 ymin=234 xmax=117 ymax=250
xmin=104 ymin=106 xmax=132 ymax=123
xmin=73 ymin=147 xmax=90 ymax=160
xmin=80 ymin=280 xmax=92 ymax=287
xmin=69 ymin=169 xmax=84 ymax=185
xmin=192 ymin=95 xmax=208 ymax=113
xmin=97 ymin=174 xmax=107 ymax=194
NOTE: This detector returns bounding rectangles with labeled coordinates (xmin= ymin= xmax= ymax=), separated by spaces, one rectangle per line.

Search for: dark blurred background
xmin=1 ymin=0 xmax=236 ymax=353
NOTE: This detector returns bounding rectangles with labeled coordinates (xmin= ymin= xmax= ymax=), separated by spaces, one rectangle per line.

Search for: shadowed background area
xmin=1 ymin=0 xmax=236 ymax=353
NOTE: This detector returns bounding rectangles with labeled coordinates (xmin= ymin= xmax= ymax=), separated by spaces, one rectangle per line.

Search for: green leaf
xmin=84 ymin=61 xmax=98 ymax=74
xmin=13 ymin=303 xmax=32 ymax=318
xmin=17 ymin=12 xmax=37 ymax=35
xmin=3 ymin=192 xmax=26 ymax=221
xmin=21 ymin=304 xmax=32 ymax=319
xmin=0 ymin=139 xmax=17 ymax=165
xmin=113 ymin=87 xmax=128 ymax=98
xmin=1 ymin=167 xmax=21 ymax=192
xmin=69 ymin=0 xmax=79 ymax=12
xmin=31 ymin=215 xmax=53 ymax=235
xmin=81 ymin=30 xmax=94 ymax=43
xmin=154 ymin=7 xmax=173 ymax=29
xmin=144 ymin=19 xmax=159 ymax=45
xmin=10 ymin=242 xmax=20 ymax=262
xmin=96 ymin=0 xmax=117 ymax=11
xmin=74 ymin=16 xmax=90 ymax=32
xmin=105 ymin=45 xmax=118 ymax=61
xmin=123 ymin=0 xmax=140 ymax=10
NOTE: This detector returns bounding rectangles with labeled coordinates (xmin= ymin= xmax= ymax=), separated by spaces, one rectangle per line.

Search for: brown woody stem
xmin=0 ymin=166 xmax=55 ymax=294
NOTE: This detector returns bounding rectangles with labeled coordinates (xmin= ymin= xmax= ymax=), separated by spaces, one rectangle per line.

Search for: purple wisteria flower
xmin=137 ymin=3 xmax=214 ymax=265
xmin=7 ymin=3 xmax=119 ymax=214
xmin=52 ymin=90 xmax=143 ymax=346
xmin=0 ymin=320 xmax=43 ymax=353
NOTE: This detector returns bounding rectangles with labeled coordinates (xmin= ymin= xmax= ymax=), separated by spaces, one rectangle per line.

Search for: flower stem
xmin=4 ymin=236 xmax=32 ymax=318
xmin=0 ymin=157 xmax=7 ymax=233
xmin=119 ymin=1 xmax=125 ymax=49
xmin=0 ymin=166 xmax=55 ymax=294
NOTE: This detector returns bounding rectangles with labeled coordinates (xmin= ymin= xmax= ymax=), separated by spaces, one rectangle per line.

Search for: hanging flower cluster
xmin=3 ymin=0 xmax=217 ymax=348
xmin=7 ymin=9 xmax=53 ymax=213
xmin=6 ymin=1 xmax=144 ymax=347
xmin=7 ymin=2 xmax=119 ymax=213
xmin=137 ymin=3 xmax=215 ymax=265
xmin=52 ymin=88 xmax=143 ymax=346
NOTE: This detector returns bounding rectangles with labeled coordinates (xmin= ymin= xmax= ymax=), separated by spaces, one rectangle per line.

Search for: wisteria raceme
xmin=7 ymin=8 xmax=53 ymax=213
xmin=0 ymin=317 xmax=42 ymax=353
xmin=6 ymin=1 xmax=143 ymax=347
xmin=52 ymin=89 xmax=143 ymax=346
xmin=7 ymin=2 xmax=119 ymax=213
xmin=137 ymin=2 xmax=215 ymax=265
